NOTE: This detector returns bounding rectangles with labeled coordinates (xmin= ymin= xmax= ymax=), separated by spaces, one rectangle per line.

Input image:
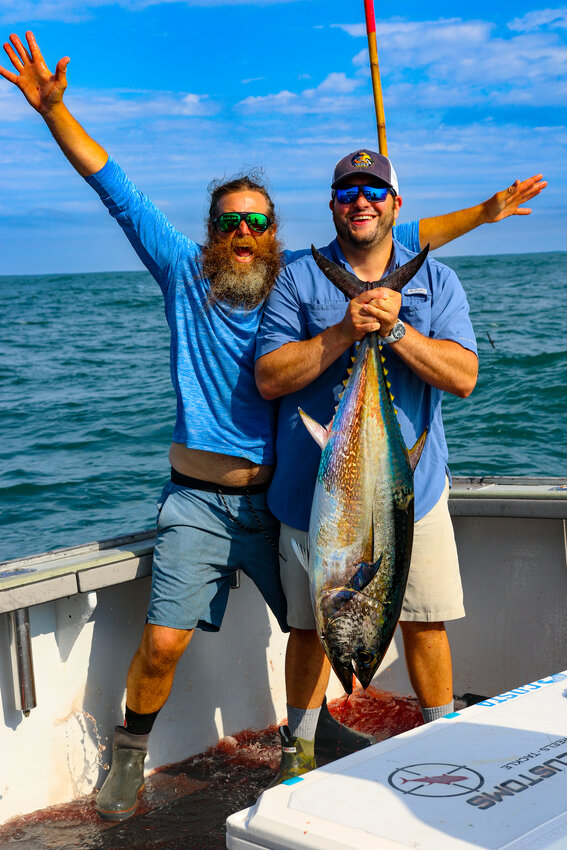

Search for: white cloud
xmin=69 ymin=89 xmax=218 ymax=122
xmin=0 ymin=86 xmax=37 ymax=121
xmin=509 ymin=8 xmax=567 ymax=32
xmin=332 ymin=23 xmax=366 ymax=38
xmin=343 ymin=18 xmax=567 ymax=109
xmin=312 ymin=72 xmax=360 ymax=94
xmin=0 ymin=0 xmax=303 ymax=24
xmin=238 ymin=71 xmax=363 ymax=115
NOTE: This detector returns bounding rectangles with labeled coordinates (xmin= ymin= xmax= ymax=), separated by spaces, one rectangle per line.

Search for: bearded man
xmin=2 ymin=31 xmax=383 ymax=822
xmin=1 ymin=30 xmax=547 ymax=822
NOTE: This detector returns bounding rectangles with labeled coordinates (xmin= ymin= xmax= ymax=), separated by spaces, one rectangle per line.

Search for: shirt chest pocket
xmin=305 ymin=299 xmax=348 ymax=337
xmin=400 ymin=290 xmax=432 ymax=336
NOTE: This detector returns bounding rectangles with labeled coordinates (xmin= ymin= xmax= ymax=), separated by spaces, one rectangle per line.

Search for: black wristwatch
xmin=379 ymin=319 xmax=406 ymax=344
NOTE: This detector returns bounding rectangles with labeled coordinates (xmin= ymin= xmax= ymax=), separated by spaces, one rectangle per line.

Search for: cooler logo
xmin=352 ymin=151 xmax=373 ymax=168
xmin=389 ymin=763 xmax=484 ymax=797
xmin=476 ymin=673 xmax=567 ymax=708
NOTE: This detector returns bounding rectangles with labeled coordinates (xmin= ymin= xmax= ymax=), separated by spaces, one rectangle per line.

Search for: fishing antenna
xmin=364 ymin=0 xmax=388 ymax=154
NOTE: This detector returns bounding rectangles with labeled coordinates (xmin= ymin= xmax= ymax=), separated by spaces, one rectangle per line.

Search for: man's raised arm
xmin=0 ymin=31 xmax=107 ymax=177
xmin=417 ymin=174 xmax=547 ymax=251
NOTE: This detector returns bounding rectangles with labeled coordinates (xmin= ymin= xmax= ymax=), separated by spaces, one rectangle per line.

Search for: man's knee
xmin=139 ymin=624 xmax=193 ymax=672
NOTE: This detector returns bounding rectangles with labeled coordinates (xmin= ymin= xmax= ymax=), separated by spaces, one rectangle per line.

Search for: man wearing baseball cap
xmin=256 ymin=148 xmax=479 ymax=786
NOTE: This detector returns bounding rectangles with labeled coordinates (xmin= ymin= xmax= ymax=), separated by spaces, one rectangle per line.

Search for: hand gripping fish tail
xmin=300 ymin=247 xmax=428 ymax=695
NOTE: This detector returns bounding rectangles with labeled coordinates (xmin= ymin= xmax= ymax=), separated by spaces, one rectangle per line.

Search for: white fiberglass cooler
xmin=226 ymin=672 xmax=567 ymax=849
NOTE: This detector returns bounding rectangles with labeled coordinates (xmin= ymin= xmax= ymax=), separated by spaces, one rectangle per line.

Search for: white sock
xmin=287 ymin=705 xmax=321 ymax=740
xmin=421 ymin=700 xmax=454 ymax=723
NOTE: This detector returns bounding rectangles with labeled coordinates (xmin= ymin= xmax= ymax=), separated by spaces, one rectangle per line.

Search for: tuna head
xmin=318 ymin=556 xmax=389 ymax=694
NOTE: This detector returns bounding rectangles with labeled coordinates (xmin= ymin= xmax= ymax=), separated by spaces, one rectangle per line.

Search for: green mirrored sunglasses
xmin=214 ymin=212 xmax=273 ymax=233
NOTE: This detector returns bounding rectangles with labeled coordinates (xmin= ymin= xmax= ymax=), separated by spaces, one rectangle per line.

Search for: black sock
xmin=125 ymin=705 xmax=160 ymax=736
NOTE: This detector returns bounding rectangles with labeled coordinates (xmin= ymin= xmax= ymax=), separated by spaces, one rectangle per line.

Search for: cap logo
xmin=351 ymin=151 xmax=373 ymax=168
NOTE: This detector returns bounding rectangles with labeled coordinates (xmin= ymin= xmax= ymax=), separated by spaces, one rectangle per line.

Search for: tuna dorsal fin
xmin=408 ymin=428 xmax=427 ymax=473
xmin=311 ymin=243 xmax=430 ymax=298
xmin=298 ymin=407 xmax=330 ymax=450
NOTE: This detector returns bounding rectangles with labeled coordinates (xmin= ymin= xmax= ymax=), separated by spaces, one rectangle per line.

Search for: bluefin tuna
xmin=297 ymin=245 xmax=429 ymax=694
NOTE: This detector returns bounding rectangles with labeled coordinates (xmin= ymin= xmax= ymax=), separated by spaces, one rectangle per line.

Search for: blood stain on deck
xmin=0 ymin=688 xmax=422 ymax=849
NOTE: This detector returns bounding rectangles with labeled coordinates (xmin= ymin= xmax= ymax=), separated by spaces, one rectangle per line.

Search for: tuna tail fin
xmin=378 ymin=244 xmax=429 ymax=293
xmin=407 ymin=429 xmax=427 ymax=473
xmin=310 ymin=245 xmax=365 ymax=298
xmin=310 ymin=243 xmax=430 ymax=298
xmin=298 ymin=407 xmax=330 ymax=450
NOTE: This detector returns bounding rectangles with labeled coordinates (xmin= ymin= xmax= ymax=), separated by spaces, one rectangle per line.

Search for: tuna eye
xmin=354 ymin=649 xmax=374 ymax=666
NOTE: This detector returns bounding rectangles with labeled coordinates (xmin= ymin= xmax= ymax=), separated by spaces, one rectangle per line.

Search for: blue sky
xmin=0 ymin=0 xmax=565 ymax=274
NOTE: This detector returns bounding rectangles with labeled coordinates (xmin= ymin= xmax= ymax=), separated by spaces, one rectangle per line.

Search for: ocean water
xmin=2 ymin=252 xmax=566 ymax=563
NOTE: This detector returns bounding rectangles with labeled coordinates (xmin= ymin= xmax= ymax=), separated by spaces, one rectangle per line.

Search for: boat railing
xmin=1 ymin=476 xmax=566 ymax=716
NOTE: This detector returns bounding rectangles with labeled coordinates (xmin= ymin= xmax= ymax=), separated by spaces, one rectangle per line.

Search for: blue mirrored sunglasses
xmin=333 ymin=185 xmax=394 ymax=204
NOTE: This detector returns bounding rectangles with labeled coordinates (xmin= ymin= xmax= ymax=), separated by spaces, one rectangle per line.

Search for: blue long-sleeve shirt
xmin=86 ymin=158 xmax=420 ymax=466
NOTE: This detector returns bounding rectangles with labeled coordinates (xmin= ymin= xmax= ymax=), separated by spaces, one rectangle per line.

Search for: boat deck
xmin=0 ymin=689 xmax=423 ymax=850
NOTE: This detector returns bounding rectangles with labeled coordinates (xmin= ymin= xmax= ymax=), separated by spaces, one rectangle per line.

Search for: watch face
xmin=380 ymin=320 xmax=405 ymax=343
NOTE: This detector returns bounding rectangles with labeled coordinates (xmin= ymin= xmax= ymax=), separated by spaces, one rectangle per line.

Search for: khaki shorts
xmin=280 ymin=478 xmax=464 ymax=629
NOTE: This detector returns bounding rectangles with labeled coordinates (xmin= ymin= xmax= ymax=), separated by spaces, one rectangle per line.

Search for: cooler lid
xmin=227 ymin=672 xmax=567 ymax=849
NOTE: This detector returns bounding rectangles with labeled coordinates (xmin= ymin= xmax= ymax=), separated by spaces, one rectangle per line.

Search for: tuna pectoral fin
xmin=298 ymin=407 xmax=330 ymax=451
xmin=347 ymin=555 xmax=383 ymax=593
xmin=408 ymin=429 xmax=428 ymax=473
xmin=291 ymin=538 xmax=309 ymax=573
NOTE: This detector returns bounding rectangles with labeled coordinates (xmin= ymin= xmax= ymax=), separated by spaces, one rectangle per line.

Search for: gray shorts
xmin=148 ymin=480 xmax=288 ymax=633
xmin=281 ymin=478 xmax=464 ymax=629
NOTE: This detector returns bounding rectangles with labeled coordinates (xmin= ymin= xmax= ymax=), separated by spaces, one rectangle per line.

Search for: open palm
xmin=0 ymin=31 xmax=69 ymax=113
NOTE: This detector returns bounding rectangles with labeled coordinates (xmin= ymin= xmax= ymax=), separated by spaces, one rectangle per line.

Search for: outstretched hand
xmin=484 ymin=174 xmax=547 ymax=223
xmin=0 ymin=31 xmax=69 ymax=113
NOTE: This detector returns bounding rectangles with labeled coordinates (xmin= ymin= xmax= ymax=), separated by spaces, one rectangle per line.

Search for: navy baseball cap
xmin=331 ymin=149 xmax=399 ymax=194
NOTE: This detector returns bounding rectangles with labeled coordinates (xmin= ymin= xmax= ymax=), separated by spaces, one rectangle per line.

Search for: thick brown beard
xmin=201 ymin=231 xmax=282 ymax=310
